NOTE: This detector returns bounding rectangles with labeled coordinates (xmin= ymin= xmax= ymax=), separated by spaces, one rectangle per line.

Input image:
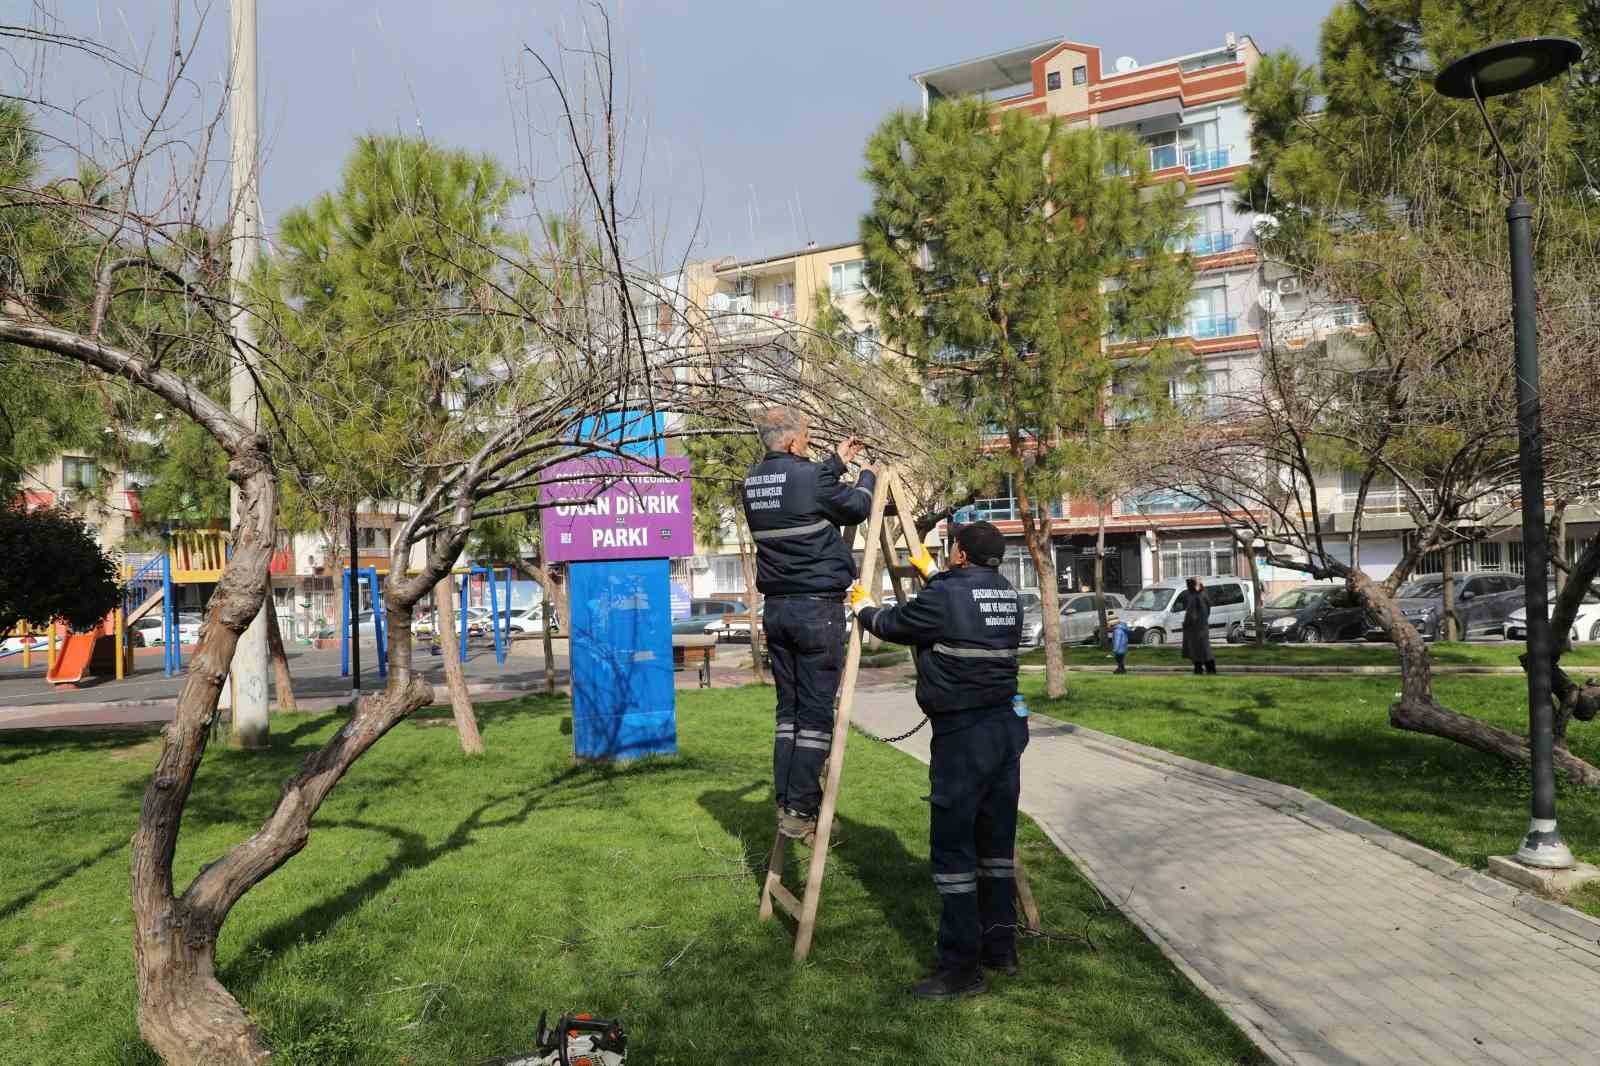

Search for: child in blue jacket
xmin=1108 ymin=611 xmax=1130 ymax=674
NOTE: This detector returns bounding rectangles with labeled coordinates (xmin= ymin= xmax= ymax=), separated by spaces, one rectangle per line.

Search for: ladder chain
xmin=850 ymin=713 xmax=930 ymax=745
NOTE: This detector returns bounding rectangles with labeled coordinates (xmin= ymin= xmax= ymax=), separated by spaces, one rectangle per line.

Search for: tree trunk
xmin=1440 ymin=540 xmax=1458 ymax=642
xmin=513 ymin=559 xmax=559 ymax=694
xmin=1242 ymin=533 xmax=1265 ymax=647
xmin=264 ymin=594 xmax=297 ymax=713
xmin=133 ymin=444 xmax=281 ymax=1064
xmin=736 ymin=522 xmax=766 ymax=684
xmin=1350 ymin=568 xmax=1600 ymax=791
xmin=1017 ymin=487 xmax=1064 ymax=698
xmin=1094 ymin=500 xmax=1108 ymax=650
xmin=1551 ymin=500 xmax=1569 ymax=599
xmin=433 ymin=571 xmax=484 ymax=756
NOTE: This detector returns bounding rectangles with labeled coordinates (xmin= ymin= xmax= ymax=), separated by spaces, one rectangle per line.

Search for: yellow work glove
xmin=847 ymin=583 xmax=875 ymax=614
xmin=910 ymin=548 xmax=937 ymax=580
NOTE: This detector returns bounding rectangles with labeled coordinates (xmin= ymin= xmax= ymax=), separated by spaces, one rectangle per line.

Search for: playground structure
xmin=339 ymin=564 xmax=518 ymax=681
xmin=8 ymin=530 xmax=228 ymax=688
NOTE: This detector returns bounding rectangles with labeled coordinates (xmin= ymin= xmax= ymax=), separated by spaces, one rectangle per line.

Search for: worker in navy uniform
xmin=851 ymin=520 xmax=1026 ymax=1000
xmin=742 ymin=408 xmax=876 ymax=841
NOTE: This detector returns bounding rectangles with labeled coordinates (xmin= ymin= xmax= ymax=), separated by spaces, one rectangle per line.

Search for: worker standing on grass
xmin=850 ymin=520 xmax=1026 ymax=1001
xmin=742 ymin=408 xmax=876 ymax=843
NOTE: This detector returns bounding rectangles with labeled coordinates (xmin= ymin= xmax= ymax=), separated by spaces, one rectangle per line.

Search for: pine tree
xmin=861 ymin=97 xmax=1192 ymax=697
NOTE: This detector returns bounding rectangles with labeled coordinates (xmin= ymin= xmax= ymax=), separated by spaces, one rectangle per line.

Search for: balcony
xmin=710 ymin=299 xmax=797 ymax=338
xmin=1189 ymin=313 xmax=1240 ymax=340
xmin=1184 ymin=146 xmax=1233 ymax=174
xmin=1186 ymin=230 xmax=1238 ymax=257
xmin=1112 ymin=313 xmax=1244 ymax=345
xmin=1335 ymin=488 xmax=1434 ymax=514
xmin=956 ymin=497 xmax=1065 ymax=523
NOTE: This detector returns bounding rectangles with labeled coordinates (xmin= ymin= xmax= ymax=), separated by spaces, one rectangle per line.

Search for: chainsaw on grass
xmin=489 ymin=1011 xmax=628 ymax=1066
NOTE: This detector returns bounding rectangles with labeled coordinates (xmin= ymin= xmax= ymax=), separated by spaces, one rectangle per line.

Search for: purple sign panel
xmin=540 ymin=456 xmax=693 ymax=563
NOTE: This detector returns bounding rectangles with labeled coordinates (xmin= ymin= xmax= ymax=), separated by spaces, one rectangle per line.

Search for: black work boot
xmin=911 ymin=966 xmax=989 ymax=1000
xmin=777 ymin=807 xmax=818 ymax=842
xmin=981 ymin=952 xmax=1020 ymax=976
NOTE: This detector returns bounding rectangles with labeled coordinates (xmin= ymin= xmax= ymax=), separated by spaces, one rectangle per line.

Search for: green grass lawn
xmin=1023 ymin=640 xmax=1600 ymax=669
xmin=1 ymin=690 xmax=1263 ymax=1066
xmin=1027 ymin=672 xmax=1600 ymax=917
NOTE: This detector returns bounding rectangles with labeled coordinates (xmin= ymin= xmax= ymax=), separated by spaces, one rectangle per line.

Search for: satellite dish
xmin=1114 ymin=56 xmax=1139 ymax=74
xmin=1252 ymin=213 xmax=1280 ymax=236
xmin=1258 ymin=289 xmax=1282 ymax=313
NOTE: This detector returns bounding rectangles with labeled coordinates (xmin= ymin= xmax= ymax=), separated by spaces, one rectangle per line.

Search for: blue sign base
xmin=567 ymin=558 xmax=677 ymax=760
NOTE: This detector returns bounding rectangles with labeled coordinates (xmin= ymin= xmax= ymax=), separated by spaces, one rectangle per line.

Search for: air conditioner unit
xmin=690 ymin=555 xmax=711 ymax=572
xmin=1276 ymin=276 xmax=1303 ymax=296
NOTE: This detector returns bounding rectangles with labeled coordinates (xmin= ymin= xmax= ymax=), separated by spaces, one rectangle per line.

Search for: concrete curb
xmin=1039 ymin=715 xmax=1600 ymax=949
xmin=0 ymin=681 xmax=530 ymax=724
xmin=1019 ymin=663 xmax=1527 ymax=675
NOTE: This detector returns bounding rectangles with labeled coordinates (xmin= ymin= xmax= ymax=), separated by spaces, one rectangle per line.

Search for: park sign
xmin=540 ymin=455 xmax=692 ymax=563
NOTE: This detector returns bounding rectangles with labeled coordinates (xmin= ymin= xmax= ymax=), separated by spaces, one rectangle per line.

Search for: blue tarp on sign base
xmin=568 ymin=558 xmax=677 ymax=760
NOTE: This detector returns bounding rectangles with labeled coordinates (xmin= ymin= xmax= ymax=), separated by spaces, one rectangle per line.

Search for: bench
xmin=672 ymin=634 xmax=718 ymax=688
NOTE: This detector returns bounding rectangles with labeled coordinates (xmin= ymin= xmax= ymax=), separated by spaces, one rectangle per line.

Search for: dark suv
xmin=1363 ymin=573 xmax=1525 ymax=641
xmin=1243 ymin=584 xmax=1367 ymax=643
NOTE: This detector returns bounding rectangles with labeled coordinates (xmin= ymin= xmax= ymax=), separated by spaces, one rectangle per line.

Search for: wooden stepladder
xmin=758 ymin=467 xmax=1040 ymax=960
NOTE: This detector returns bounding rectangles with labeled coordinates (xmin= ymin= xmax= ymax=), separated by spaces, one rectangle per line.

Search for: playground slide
xmin=47 ymin=632 xmax=99 ymax=685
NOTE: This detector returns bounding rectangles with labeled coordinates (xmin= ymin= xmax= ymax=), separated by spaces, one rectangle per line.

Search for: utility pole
xmin=226 ymin=0 xmax=269 ymax=748
xmin=349 ymin=507 xmax=361 ymax=696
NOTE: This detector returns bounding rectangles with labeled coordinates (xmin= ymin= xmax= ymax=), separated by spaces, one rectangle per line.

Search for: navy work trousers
xmin=927 ymin=709 xmax=1029 ymax=971
xmin=764 ymin=596 xmax=846 ymax=815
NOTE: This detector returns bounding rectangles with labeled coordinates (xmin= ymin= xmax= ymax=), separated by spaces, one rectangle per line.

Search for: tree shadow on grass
xmin=0 ymin=729 xmax=154 ymax=767
xmin=225 ymin=762 xmax=611 ymax=996
xmin=0 ymin=838 xmax=127 ymax=921
xmin=696 ymin=779 xmax=933 ymax=959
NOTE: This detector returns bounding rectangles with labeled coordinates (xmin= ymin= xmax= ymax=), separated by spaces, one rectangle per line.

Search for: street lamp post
xmin=1436 ymin=37 xmax=1583 ymax=870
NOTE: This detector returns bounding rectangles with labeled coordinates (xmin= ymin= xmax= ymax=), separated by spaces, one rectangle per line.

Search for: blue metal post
xmin=367 ymin=568 xmax=388 ymax=678
xmin=489 ymin=566 xmax=505 ymax=666
xmin=340 ymin=566 xmax=351 ymax=678
xmin=459 ymin=571 xmax=471 ymax=661
xmin=162 ymin=543 xmax=177 ymax=677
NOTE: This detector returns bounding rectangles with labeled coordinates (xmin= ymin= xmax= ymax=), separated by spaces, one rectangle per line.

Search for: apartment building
xmin=912 ymin=34 xmax=1271 ymax=597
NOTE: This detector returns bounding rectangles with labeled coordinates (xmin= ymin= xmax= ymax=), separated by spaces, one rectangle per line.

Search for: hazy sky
xmin=13 ymin=1 xmax=1326 ymax=263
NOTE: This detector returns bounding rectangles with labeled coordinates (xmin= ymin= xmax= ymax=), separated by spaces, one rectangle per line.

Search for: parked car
xmin=697 ymin=598 xmax=757 ymax=641
xmin=1122 ymin=577 xmax=1254 ymax=646
xmin=1504 ymin=583 xmax=1600 ymax=643
xmin=129 ymin=614 xmax=203 ymax=646
xmin=1243 ymin=584 xmax=1368 ymax=643
xmin=1364 ymin=573 xmax=1524 ymax=641
xmin=413 ymin=609 xmax=436 ymax=638
xmin=506 ymin=603 xmax=559 ymax=635
xmin=1024 ymin=592 xmax=1127 ymax=647
xmin=0 ymin=634 xmax=50 ymax=656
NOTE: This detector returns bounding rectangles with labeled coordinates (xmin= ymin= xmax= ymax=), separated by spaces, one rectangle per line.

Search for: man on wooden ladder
xmin=742 ymin=408 xmax=876 ymax=843
xmin=850 ymin=520 xmax=1026 ymax=1000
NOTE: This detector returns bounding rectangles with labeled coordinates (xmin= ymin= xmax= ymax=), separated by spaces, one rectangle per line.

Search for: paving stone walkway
xmin=853 ymin=687 xmax=1600 ymax=1066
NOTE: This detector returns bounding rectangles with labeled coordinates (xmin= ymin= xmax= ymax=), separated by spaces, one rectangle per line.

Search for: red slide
xmin=46 ymin=632 xmax=100 ymax=686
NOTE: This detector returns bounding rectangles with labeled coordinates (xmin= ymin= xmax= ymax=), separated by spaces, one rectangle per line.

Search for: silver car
xmin=1024 ymin=592 xmax=1125 ymax=646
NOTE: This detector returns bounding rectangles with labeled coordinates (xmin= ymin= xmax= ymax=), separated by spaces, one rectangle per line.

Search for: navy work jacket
xmin=742 ymin=451 xmax=876 ymax=596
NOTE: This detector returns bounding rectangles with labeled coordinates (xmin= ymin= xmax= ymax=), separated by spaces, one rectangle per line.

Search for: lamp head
xmin=1435 ymin=37 xmax=1583 ymax=99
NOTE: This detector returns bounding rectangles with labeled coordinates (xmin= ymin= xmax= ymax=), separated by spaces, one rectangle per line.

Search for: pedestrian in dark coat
xmin=1182 ymin=577 xmax=1216 ymax=674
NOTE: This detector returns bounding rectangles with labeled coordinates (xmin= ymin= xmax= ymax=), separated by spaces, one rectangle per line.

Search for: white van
xmin=1122 ymin=578 xmax=1254 ymax=646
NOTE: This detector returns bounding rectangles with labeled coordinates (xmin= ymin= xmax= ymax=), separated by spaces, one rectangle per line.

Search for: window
xmin=1159 ymin=537 xmax=1236 ymax=578
xmin=853 ymin=325 xmax=880 ymax=360
xmin=1126 ymin=487 xmax=1206 ymax=515
xmin=1047 ymin=71 xmax=1062 ymax=91
xmin=357 ymin=526 xmax=391 ymax=553
xmin=710 ymin=555 xmax=745 ymax=594
xmin=1168 ymin=366 xmax=1229 ymax=416
xmin=1067 ymin=595 xmax=1098 ymax=613
xmin=1001 ymin=546 xmax=1039 ymax=591
xmin=62 ymin=456 xmax=97 ymax=490
xmin=1072 ymin=65 xmax=1087 ymax=86
xmin=1209 ymin=583 xmax=1246 ymax=607
xmin=830 ymin=259 xmax=866 ymax=295
xmin=771 ymin=280 xmax=795 ymax=311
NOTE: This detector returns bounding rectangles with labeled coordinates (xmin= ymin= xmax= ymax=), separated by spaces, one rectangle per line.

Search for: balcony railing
xmin=958 ymin=498 xmax=1065 ymax=523
xmin=1189 ymin=313 xmax=1239 ymax=340
xmin=1184 ymin=146 xmax=1233 ymax=173
xmin=1336 ymin=488 xmax=1435 ymax=514
xmin=1186 ymin=230 xmax=1237 ymax=256
xmin=712 ymin=300 xmax=797 ymax=337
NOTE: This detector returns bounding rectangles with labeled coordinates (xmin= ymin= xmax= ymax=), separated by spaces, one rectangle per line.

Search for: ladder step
xmin=765 ymin=878 xmax=803 ymax=920
xmin=888 ymin=566 xmax=921 ymax=581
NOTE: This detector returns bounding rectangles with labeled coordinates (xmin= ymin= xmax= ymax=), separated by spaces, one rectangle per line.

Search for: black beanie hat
xmin=955 ymin=521 xmax=1006 ymax=568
